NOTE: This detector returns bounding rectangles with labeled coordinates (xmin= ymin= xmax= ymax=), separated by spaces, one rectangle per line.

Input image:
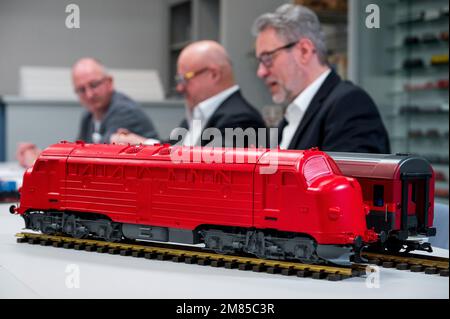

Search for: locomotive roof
xmin=328 ymin=152 xmax=434 ymax=179
xmin=41 ymin=142 xmax=327 ymax=168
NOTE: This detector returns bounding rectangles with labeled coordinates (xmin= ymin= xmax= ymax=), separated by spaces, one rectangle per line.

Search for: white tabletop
xmin=0 ymin=203 xmax=448 ymax=299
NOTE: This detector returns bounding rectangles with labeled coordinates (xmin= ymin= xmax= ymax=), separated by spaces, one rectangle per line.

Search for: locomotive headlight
xmin=328 ymin=207 xmax=342 ymax=221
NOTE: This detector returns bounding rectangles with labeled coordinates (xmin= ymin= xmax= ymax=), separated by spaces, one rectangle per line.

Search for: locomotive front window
xmin=303 ymin=156 xmax=332 ymax=186
xmin=373 ymin=185 xmax=385 ymax=207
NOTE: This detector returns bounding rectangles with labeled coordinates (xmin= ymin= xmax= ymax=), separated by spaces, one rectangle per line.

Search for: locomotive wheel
xmin=40 ymin=221 xmax=56 ymax=236
xmin=202 ymin=228 xmax=321 ymax=263
xmin=104 ymin=223 xmax=123 ymax=242
xmin=72 ymin=225 xmax=89 ymax=239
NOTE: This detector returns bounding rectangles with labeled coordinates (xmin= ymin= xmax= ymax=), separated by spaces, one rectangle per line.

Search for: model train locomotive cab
xmin=10 ymin=142 xmax=436 ymax=264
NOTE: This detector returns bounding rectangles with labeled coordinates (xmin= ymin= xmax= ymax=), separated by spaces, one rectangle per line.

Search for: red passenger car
xmin=329 ymin=152 xmax=436 ymax=252
xmin=12 ymin=142 xmax=378 ymax=263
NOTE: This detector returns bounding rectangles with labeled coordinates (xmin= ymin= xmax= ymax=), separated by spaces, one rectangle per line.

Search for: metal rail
xmin=363 ymin=251 xmax=449 ymax=276
xmin=16 ymin=232 xmax=365 ymax=282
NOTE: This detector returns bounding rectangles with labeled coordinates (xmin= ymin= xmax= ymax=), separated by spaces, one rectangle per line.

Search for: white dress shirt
xmin=92 ymin=120 xmax=102 ymax=143
xmin=183 ymin=85 xmax=240 ymax=146
xmin=143 ymin=85 xmax=240 ymax=146
xmin=279 ymin=69 xmax=331 ymax=150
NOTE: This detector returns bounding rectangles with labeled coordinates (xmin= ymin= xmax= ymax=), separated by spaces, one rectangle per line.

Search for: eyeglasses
xmin=75 ymin=77 xmax=108 ymax=95
xmin=175 ymin=68 xmax=209 ymax=86
xmin=257 ymin=41 xmax=298 ymax=68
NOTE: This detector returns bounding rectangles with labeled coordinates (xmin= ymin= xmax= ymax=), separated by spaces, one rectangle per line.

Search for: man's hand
xmin=16 ymin=143 xmax=42 ymax=168
xmin=110 ymin=128 xmax=159 ymax=145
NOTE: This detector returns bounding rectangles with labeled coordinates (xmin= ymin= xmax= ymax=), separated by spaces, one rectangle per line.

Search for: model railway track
xmin=362 ymin=251 xmax=449 ymax=277
xmin=16 ymin=232 xmax=365 ymax=282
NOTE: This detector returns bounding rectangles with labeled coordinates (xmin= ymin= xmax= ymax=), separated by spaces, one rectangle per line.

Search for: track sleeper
xmin=120 ymin=249 xmax=132 ymax=256
xmin=439 ymin=269 xmax=449 ymax=277
xmin=424 ymin=267 xmax=438 ymax=275
xmin=281 ymin=268 xmax=296 ymax=276
xmin=327 ymin=274 xmax=342 ymax=281
xmin=211 ymin=260 xmax=224 ymax=267
xmin=297 ymin=270 xmax=312 ymax=278
xmin=224 ymin=261 xmax=238 ymax=269
xmin=312 ymin=271 xmax=327 ymax=280
xmin=172 ymin=256 xmax=185 ymax=263
xmin=351 ymin=269 xmax=363 ymax=277
xmin=28 ymin=238 xmax=39 ymax=245
xmin=184 ymin=257 xmax=198 ymax=264
xmin=132 ymin=251 xmax=144 ymax=258
xmin=382 ymin=261 xmax=395 ymax=268
xmin=396 ymin=263 xmax=410 ymax=271
xmin=410 ymin=265 xmax=424 ymax=272
xmin=197 ymin=258 xmax=211 ymax=266
xmin=157 ymin=253 xmax=170 ymax=260
xmin=238 ymin=263 xmax=252 ymax=271
xmin=96 ymin=246 xmax=108 ymax=253
xmin=252 ymin=265 xmax=267 ymax=272
xmin=144 ymin=252 xmax=157 ymax=259
xmin=266 ymin=267 xmax=281 ymax=274
xmin=74 ymin=244 xmax=85 ymax=250
xmin=368 ymin=259 xmax=381 ymax=266
xmin=63 ymin=242 xmax=74 ymax=249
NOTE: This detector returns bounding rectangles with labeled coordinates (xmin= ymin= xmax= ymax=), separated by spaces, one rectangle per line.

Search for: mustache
xmin=265 ymin=78 xmax=279 ymax=86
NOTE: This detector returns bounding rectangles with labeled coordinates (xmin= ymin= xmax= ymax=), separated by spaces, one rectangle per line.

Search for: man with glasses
xmin=111 ymin=41 xmax=266 ymax=148
xmin=16 ymin=58 xmax=158 ymax=167
xmin=253 ymin=4 xmax=390 ymax=153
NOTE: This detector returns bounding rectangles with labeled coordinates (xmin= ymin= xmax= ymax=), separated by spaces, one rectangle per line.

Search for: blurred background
xmin=0 ymin=0 xmax=448 ymax=203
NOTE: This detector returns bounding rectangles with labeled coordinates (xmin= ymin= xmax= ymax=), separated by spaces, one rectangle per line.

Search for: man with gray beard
xmin=253 ymin=4 xmax=390 ymax=154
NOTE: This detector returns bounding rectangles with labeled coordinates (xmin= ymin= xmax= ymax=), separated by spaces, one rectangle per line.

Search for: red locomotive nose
xmin=313 ymin=175 xmax=378 ymax=246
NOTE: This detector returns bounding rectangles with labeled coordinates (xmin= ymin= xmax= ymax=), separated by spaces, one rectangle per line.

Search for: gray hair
xmin=252 ymin=4 xmax=328 ymax=65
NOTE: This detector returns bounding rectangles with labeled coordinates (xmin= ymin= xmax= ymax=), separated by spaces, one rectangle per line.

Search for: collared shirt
xmin=92 ymin=120 xmax=102 ymax=143
xmin=183 ymin=85 xmax=240 ymax=146
xmin=279 ymin=69 xmax=331 ymax=149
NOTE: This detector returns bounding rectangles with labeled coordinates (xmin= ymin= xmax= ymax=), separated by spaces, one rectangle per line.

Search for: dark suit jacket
xmin=278 ymin=71 xmax=390 ymax=154
xmin=171 ymin=90 xmax=267 ymax=147
xmin=78 ymin=91 xmax=159 ymax=143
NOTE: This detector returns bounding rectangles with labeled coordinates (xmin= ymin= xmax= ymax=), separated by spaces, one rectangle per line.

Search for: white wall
xmin=0 ymin=0 xmax=293 ymax=156
xmin=0 ymin=0 xmax=169 ymax=95
xmin=221 ymin=0 xmax=287 ymax=109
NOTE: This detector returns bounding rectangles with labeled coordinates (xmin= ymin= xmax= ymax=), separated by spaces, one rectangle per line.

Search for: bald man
xmin=17 ymin=58 xmax=158 ymax=167
xmin=111 ymin=41 xmax=266 ymax=148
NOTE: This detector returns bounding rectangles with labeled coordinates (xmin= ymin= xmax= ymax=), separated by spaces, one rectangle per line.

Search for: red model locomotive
xmin=11 ymin=142 xmax=381 ymax=263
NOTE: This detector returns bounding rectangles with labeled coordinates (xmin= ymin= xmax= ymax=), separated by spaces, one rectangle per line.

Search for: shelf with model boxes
xmin=386 ymin=0 xmax=449 ymax=203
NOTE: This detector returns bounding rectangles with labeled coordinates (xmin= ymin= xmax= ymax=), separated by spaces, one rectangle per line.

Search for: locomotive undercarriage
xmin=200 ymin=228 xmax=362 ymax=264
xmin=201 ymin=228 xmax=322 ymax=264
xmin=22 ymin=211 xmax=123 ymax=242
xmin=21 ymin=210 xmax=360 ymax=264
xmin=368 ymin=235 xmax=433 ymax=254
xmin=366 ymin=211 xmax=436 ymax=254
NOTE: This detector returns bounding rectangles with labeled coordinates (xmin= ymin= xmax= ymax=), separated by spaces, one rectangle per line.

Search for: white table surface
xmin=0 ymin=202 xmax=448 ymax=299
